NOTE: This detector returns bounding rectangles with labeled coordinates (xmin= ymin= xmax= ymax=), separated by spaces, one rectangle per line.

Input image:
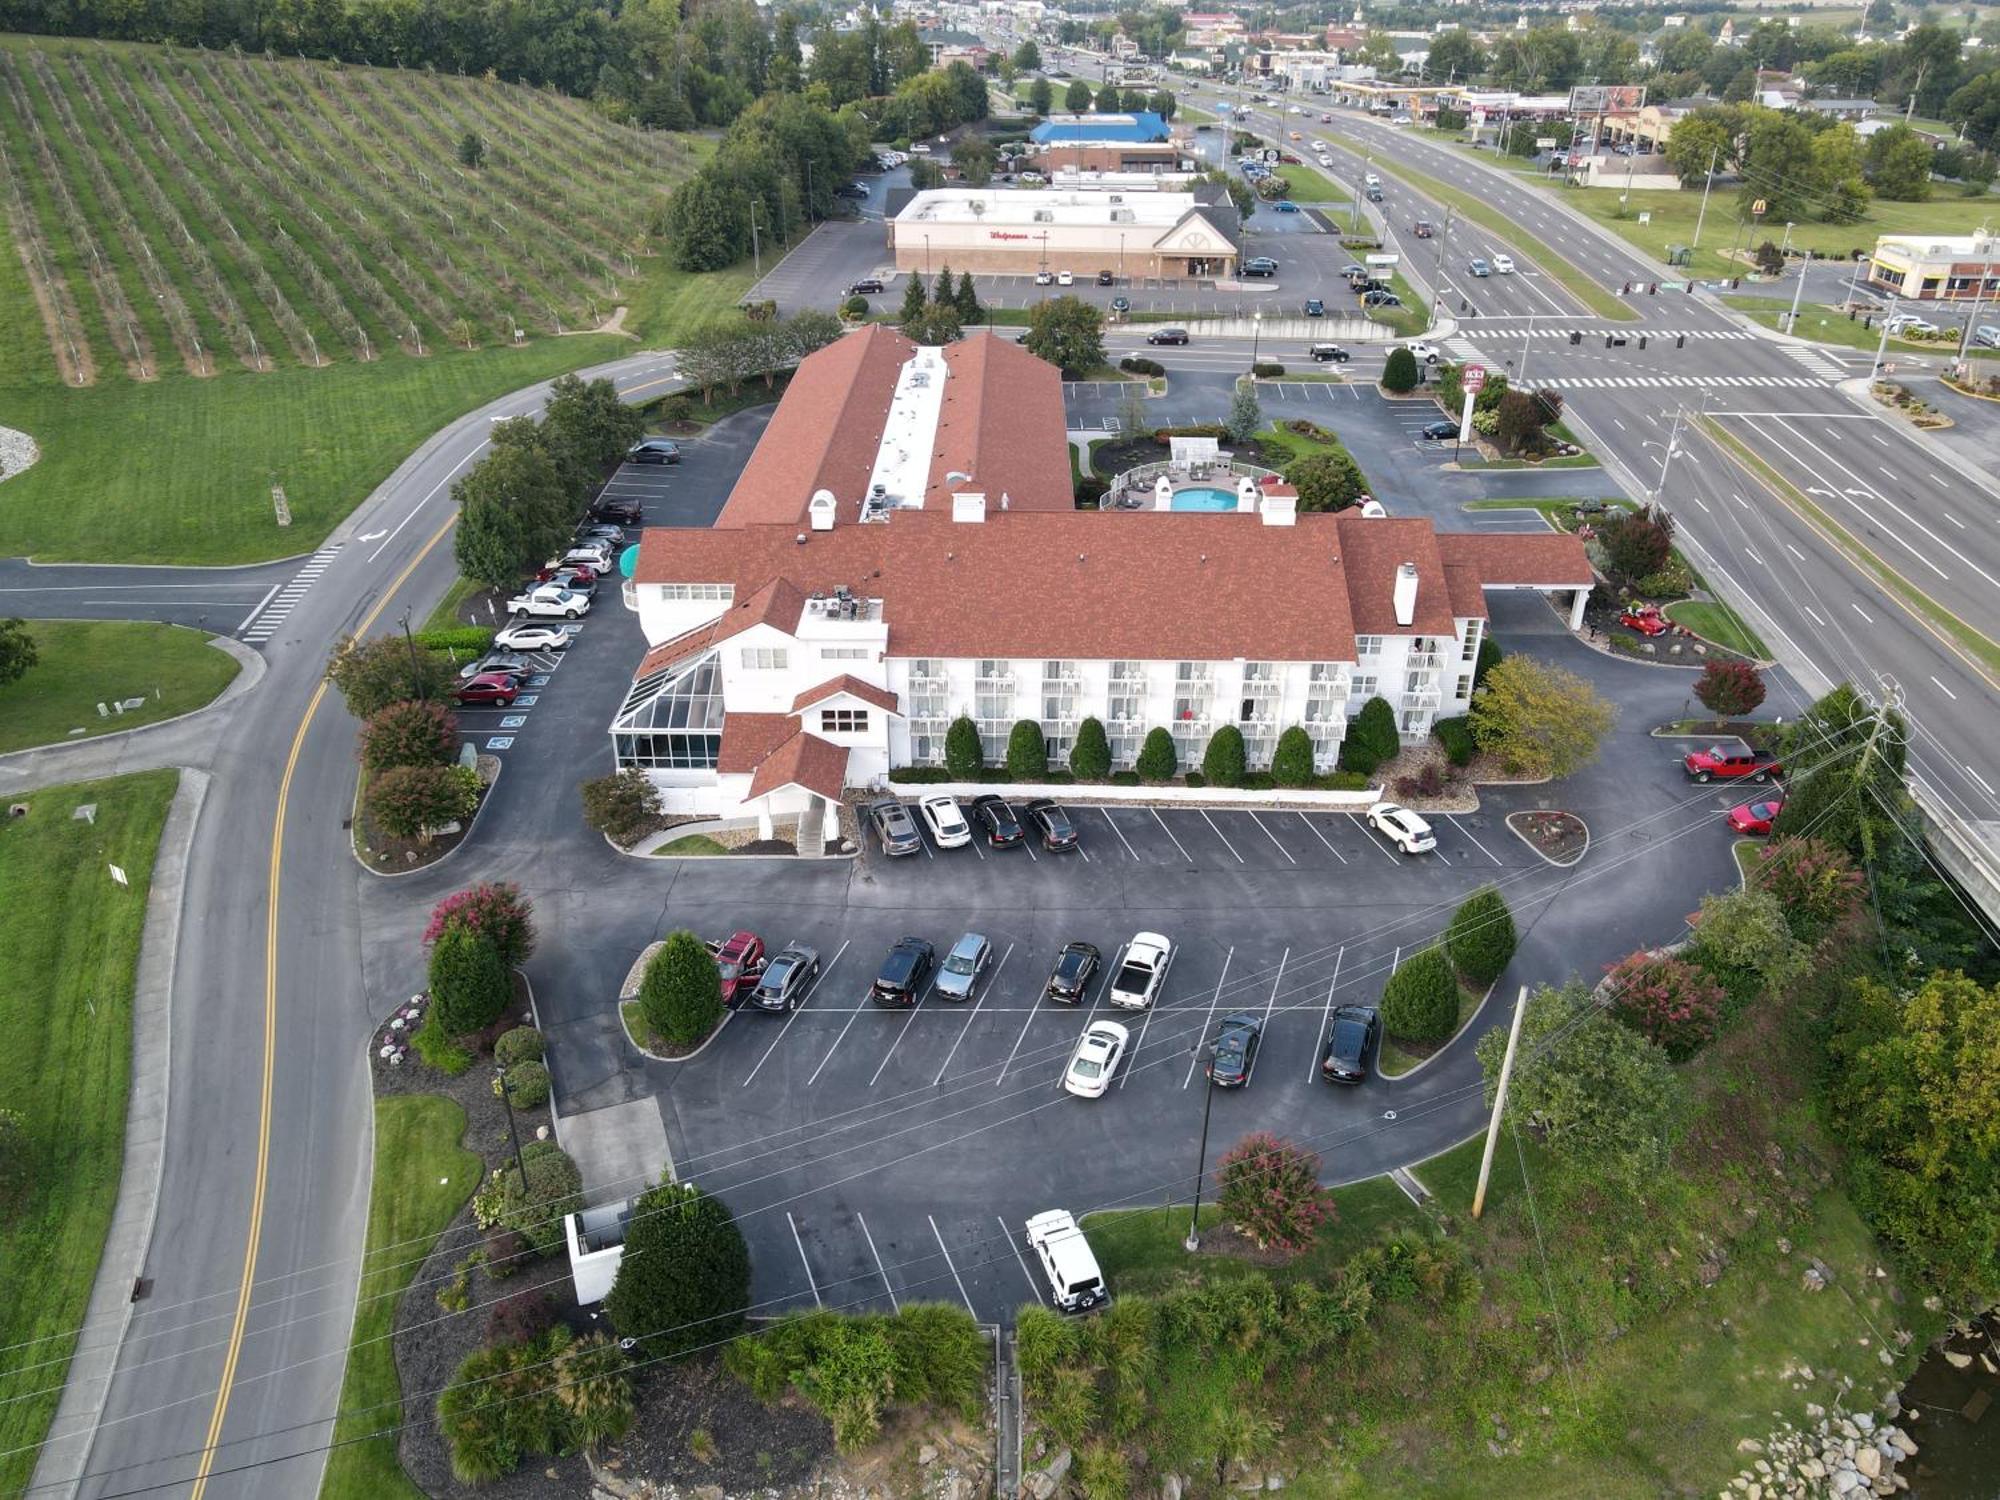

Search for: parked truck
xmin=1682 ymin=742 xmax=1782 ymax=784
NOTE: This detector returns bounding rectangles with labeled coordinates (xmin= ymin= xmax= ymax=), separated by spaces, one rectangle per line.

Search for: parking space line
xmin=1179 ymin=946 xmax=1234 ymax=1090
xmin=868 ymin=978 xmax=935 ymax=1087
xmin=1200 ymin=810 xmax=1245 ymax=863
xmin=1151 ymin=807 xmax=1195 ymax=862
xmin=1262 ymin=947 xmax=1288 ymax=1033
xmin=929 ymin=1214 xmax=976 ymax=1317
xmin=1249 ymin=811 xmax=1297 ymax=864
xmin=933 ymin=943 xmax=1013 ymax=1087
xmin=1020 ymin=834 xmax=1037 ymax=863
xmin=806 ymin=1009 xmax=863 ymax=1087
xmin=741 ymin=941 xmax=848 ymax=1087
xmin=1349 ymin=813 xmax=1399 ymax=863
xmin=1448 ymin=814 xmax=1503 ymax=866
xmin=1097 ymin=808 xmax=1139 ymax=860
xmin=998 ymin=1215 xmax=1041 ymax=1298
xmin=1295 ymin=812 xmax=1348 ymax=863
xmin=857 ymin=1212 xmax=899 ymax=1312
xmin=787 ymin=1212 xmax=822 ymax=1308
xmin=1309 ymin=946 xmax=1344 ymax=1083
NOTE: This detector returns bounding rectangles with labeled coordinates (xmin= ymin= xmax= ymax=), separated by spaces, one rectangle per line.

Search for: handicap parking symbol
xmin=485 ymin=736 xmax=515 ymax=750
xmin=527 ymin=674 xmax=552 ymax=688
xmin=499 ymin=714 xmax=528 ymax=729
xmin=513 ymin=695 xmax=539 ymax=707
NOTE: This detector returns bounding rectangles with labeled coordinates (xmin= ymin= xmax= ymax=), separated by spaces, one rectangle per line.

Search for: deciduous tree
xmin=370 ymin=763 xmax=480 ymax=841
xmin=360 ymin=699 xmax=458 ymax=772
xmin=326 ymin=633 xmax=456 ymax=719
xmin=1605 ymin=950 xmax=1727 ymax=1060
xmin=425 ymin=881 xmax=537 ymax=966
xmin=1469 ymin=655 xmax=1616 ymax=778
xmin=1024 ymin=295 xmax=1106 ymax=376
xmin=0 ymin=617 xmax=35 ymax=686
xmin=581 ymin=769 xmax=665 ymax=846
xmin=1284 ymin=449 xmax=1367 ymax=512
xmin=1693 ymin=659 xmax=1766 ymax=716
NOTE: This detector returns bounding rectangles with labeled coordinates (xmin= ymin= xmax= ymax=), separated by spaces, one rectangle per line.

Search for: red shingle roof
xmin=791 ymin=675 xmax=901 ymax=716
xmin=1435 ymin=531 xmax=1593 ymax=588
xmin=746 ymin=732 xmax=850 ymax=803
xmin=716 ymin=714 xmax=797 ymax=775
xmin=1329 ymin=513 xmax=1458 ymax=636
xmin=927 ymin=336 xmax=1074 ymax=513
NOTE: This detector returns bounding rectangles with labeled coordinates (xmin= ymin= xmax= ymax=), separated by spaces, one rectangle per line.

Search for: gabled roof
xmin=717 ymin=714 xmax=798 ymax=775
xmin=1435 ymin=531 xmax=1593 ymax=589
xmin=928 ymin=336 xmax=1073 ymax=513
xmin=791 ymin=675 xmax=901 ymax=716
xmin=746 ymin=732 xmax=850 ymax=803
xmin=714 ymin=578 xmax=807 ymax=643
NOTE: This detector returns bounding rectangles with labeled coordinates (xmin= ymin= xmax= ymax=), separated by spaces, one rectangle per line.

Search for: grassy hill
xmin=0 ymin=37 xmax=757 ymax=564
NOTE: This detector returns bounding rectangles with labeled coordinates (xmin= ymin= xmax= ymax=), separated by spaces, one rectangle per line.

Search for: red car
xmin=536 ymin=561 xmax=600 ymax=584
xmin=454 ymin=671 xmax=522 ymax=706
xmin=709 ymin=931 xmax=766 ymax=1008
xmin=1726 ymin=798 xmax=1784 ymax=835
xmin=1620 ymin=603 xmax=1669 ymax=637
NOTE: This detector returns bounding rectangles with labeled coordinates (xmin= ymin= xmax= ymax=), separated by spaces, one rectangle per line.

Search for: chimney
xmin=808 ymin=488 xmax=837 ymax=532
xmin=951 ymin=490 xmax=986 ymax=523
xmin=1393 ymin=562 xmax=1419 ymax=627
xmin=1259 ymin=493 xmax=1296 ymax=526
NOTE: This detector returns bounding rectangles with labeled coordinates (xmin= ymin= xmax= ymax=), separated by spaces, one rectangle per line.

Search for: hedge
xmin=1434 ymin=715 xmax=1476 ymax=768
xmin=1380 ymin=945 xmax=1460 ymax=1044
xmin=1446 ymin=886 xmax=1516 ymax=987
xmin=412 ymin=626 xmax=498 ymax=653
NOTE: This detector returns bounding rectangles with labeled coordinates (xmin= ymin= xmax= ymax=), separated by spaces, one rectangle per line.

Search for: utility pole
xmin=1845 ymin=677 xmax=1905 ymax=865
xmin=749 ymin=201 xmax=763 ymax=278
xmin=1869 ymin=292 xmax=1900 ymax=384
xmin=1434 ymin=203 xmax=1455 ymax=286
xmin=1690 ymin=143 xmax=1720 ymax=250
xmin=1951 ymin=241 xmax=1996 ymax=375
xmin=1184 ymin=1047 xmax=1218 ymax=1252
xmin=1783 ymin=240 xmax=1810 ymax=333
xmin=1472 ymin=986 xmax=1529 ymax=1219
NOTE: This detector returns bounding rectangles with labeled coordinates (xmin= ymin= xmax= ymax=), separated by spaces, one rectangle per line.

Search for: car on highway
xmin=849 ymin=278 xmax=885 ymax=296
xmin=1412 ymin=219 xmax=1434 ymax=238
xmin=591 ymin=497 xmax=641 ymax=526
xmin=1406 ymin=340 xmax=1441 ymax=364
xmin=1974 ymin=324 xmax=2000 ymax=348
xmin=971 ymin=793 xmax=1026 ymax=848
xmin=1320 ymin=1004 xmax=1380 ymax=1084
xmin=919 ymin=794 xmax=972 ymax=848
xmin=627 ymin=438 xmax=681 ymax=465
xmin=749 ymin=944 xmax=820 ymax=1013
xmin=1469 ymin=257 xmax=1491 ymax=277
xmin=1365 ymin=184 xmax=1383 ymax=201
xmin=1310 ymin=342 xmax=1351 ymax=362
xmin=1025 ymin=799 xmax=1080 ymax=851
xmin=1391 ymin=113 xmax=1412 ymax=124
xmin=710 ymin=930 xmax=766 ymax=1008
xmin=1205 ymin=1011 xmax=1264 ymax=1088
xmin=867 ymin=799 xmax=924 ymax=856
xmin=492 ymin=621 xmax=573 ymax=653
xmin=1063 ymin=1020 xmax=1130 ymax=1098
xmin=1492 ymin=254 xmax=1516 ymax=274
xmin=1420 ymin=418 xmax=1458 ymax=440
xmin=1109 ymin=932 xmax=1173 ymax=1010
xmin=454 ymin=671 xmax=523 ymax=707
xmin=458 ymin=649 xmax=532 ymax=680
xmin=1726 ymin=797 xmax=1785 ymax=836
xmin=506 ymin=585 xmax=590 ymax=619
xmin=1146 ymin=327 xmax=1190 ymax=345
xmin=1363 ymin=171 xmax=1380 ymax=186
xmin=935 ymin=932 xmax=994 ymax=1002
xmin=1045 ymin=941 xmax=1101 ymax=1003
xmin=1303 ymin=297 xmax=1325 ymax=316
xmin=1242 ymin=256 xmax=1278 ymax=277
xmin=1367 ymin=802 xmax=1436 ymax=854
xmin=1110 ymin=295 xmax=1131 ymax=313
xmin=1320 ymin=112 xmax=1334 ymax=122
xmin=871 ymin=936 xmax=936 ymax=1007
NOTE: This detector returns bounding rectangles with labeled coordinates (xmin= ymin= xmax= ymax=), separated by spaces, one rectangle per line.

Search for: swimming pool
xmin=1171 ymin=486 xmax=1239 ymax=512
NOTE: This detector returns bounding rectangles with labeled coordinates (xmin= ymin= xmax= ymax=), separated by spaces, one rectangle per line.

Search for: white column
xmin=757 ymin=806 xmax=775 ymax=841
xmin=1568 ymin=587 xmax=1587 ymax=631
xmin=822 ymin=798 xmax=841 ymax=842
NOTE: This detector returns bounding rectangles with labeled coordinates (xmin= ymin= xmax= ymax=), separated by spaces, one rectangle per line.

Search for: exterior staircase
xmin=798 ymin=796 xmax=827 ymax=857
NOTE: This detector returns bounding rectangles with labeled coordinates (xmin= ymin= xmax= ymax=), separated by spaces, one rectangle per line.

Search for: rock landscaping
xmin=1506 ymin=808 xmax=1588 ymax=867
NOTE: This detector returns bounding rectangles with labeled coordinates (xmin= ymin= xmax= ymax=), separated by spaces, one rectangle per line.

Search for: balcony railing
xmin=1407 ymin=651 xmax=1445 ymax=674
xmin=1406 ymin=686 xmax=1443 ymax=710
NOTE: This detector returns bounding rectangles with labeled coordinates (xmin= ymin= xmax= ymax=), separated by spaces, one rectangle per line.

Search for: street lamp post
xmin=1869 ymin=292 xmax=1900 ymax=385
xmin=494 ymin=1062 xmax=530 ymax=1188
xmin=1184 ymin=1044 xmax=1216 ymax=1252
xmin=399 ymin=609 xmax=426 ymax=702
xmin=1249 ymin=308 xmax=1263 ymax=371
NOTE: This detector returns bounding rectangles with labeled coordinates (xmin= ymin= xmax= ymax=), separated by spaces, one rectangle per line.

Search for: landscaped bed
xmin=1506 ymin=807 xmax=1587 ymax=866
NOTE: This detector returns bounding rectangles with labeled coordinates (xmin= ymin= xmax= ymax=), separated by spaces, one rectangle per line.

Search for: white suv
xmin=1367 ymin=802 xmax=1436 ymax=854
xmin=1406 ymin=340 xmax=1441 ymax=365
xmin=1024 ymin=1210 xmax=1108 ymax=1313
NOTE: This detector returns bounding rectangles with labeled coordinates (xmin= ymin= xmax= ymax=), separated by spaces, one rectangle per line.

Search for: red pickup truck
xmin=1683 ymin=744 xmax=1782 ymax=784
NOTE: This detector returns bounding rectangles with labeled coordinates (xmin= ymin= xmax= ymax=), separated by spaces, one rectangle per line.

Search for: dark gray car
xmin=868 ymin=799 xmax=923 ymax=857
xmin=459 ymin=649 xmax=531 ymax=680
xmin=750 ymin=945 xmax=820 ymax=1013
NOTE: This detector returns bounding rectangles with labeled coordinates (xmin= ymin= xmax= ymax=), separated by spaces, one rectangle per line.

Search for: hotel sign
xmin=989 ymin=231 xmax=1031 ymax=240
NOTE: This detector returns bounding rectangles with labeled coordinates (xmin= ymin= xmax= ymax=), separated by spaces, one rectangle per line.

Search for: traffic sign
xmin=1463 ymin=363 xmax=1487 ymax=393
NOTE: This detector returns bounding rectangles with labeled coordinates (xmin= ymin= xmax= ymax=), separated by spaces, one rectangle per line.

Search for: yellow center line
xmin=189 ymin=511 xmax=458 ymax=1497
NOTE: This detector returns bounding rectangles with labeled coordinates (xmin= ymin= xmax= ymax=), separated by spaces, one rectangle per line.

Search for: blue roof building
xmin=1030 ymin=112 xmax=1170 ymax=145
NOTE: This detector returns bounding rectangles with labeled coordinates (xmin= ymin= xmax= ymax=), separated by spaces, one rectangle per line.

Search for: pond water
xmin=1901 ymin=1310 xmax=2000 ymax=1497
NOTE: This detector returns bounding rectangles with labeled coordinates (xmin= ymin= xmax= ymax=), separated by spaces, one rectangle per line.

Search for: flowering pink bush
xmin=1605 ymin=951 xmax=1726 ymax=1061
xmin=424 ymin=882 xmax=536 ymax=967
xmin=1217 ymin=1132 xmax=1336 ymax=1253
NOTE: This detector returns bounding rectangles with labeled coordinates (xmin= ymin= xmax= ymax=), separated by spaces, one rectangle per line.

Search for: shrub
xmin=1693 ymin=658 xmax=1767 ymax=715
xmin=1446 ymin=885 xmax=1516 ymax=986
xmin=1071 ymin=717 xmax=1112 ymax=779
xmin=840 ymin=294 xmax=868 ymax=319
xmin=1135 ymin=727 xmax=1177 ymax=782
xmin=1393 ymin=763 xmax=1445 ymax=800
xmin=494 ymin=1026 xmax=545 ymax=1067
xmin=581 ymin=768 xmax=665 ymax=846
xmin=1005 ymin=718 xmax=1049 ymax=780
xmin=1750 ymin=836 xmax=1866 ymax=944
xmin=1474 ymin=634 xmax=1503 ymax=688
xmin=944 ymin=715 xmax=983 ymax=779
xmin=638 ymin=930 xmax=723 ymax=1046
xmin=1338 ymin=695 xmax=1399 ymax=776
xmin=472 ymin=1139 xmax=583 ymax=1255
xmin=1251 ymin=361 xmax=1285 ymax=377
xmin=1601 ymin=505 xmax=1674 ymax=584
xmin=425 ymin=882 xmax=537 ymax=967
xmin=1379 ymin=945 xmax=1460 ymax=1043
xmin=882 ymin=1302 xmax=989 ymax=1419
xmin=411 ymin=1011 xmax=474 ymax=1074
xmin=1109 ymin=770 xmax=1141 ymax=786
xmin=1202 ymin=725 xmax=1247 ymax=787
xmin=1271 ymin=725 xmax=1315 ymax=787
xmin=1217 ymin=1132 xmax=1336 ymax=1253
xmin=428 ymin=926 xmax=510 ymax=1037
xmin=887 ymin=766 xmax=952 ymax=783
xmin=1183 ymin=771 xmax=1207 ymax=788
xmin=1077 ymin=1442 xmax=1133 ymax=1500
xmin=605 ymin=1178 xmax=750 ymax=1357
xmin=1633 ymin=559 xmax=1694 ymax=597
xmin=359 ymin=700 xmax=459 ymax=772
xmin=370 ymin=763 xmax=480 ymax=840
xmin=495 ymin=1058 xmax=551 ymax=1108
xmin=1380 ymin=346 xmax=1418 ymax=393
xmin=1605 ymin=951 xmax=1726 ymax=1061
xmin=437 ymin=1327 xmax=631 ymax=1482
xmin=482 ymin=1226 xmax=530 ymax=1279
xmin=409 ymin=626 xmax=496 ymax=654
xmin=1434 ymin=715 xmax=1475 ymax=767
xmin=487 ymin=1287 xmax=555 ymax=1343
xmin=1285 ymin=448 xmax=1368 ymax=512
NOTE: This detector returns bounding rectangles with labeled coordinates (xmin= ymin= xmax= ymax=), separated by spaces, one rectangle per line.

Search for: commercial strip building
xmin=611 ymin=325 xmax=1593 ymax=831
xmin=888 ymin=185 xmax=1242 ymax=279
xmin=1866 ymin=232 xmax=2000 ymax=302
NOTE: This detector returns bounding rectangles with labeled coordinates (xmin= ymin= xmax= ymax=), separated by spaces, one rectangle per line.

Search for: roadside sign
xmin=1751 ymin=198 xmax=1767 ymax=217
xmin=1463 ymin=364 xmax=1487 ymax=393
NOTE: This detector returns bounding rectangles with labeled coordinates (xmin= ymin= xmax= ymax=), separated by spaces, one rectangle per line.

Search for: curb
xmin=28 ymin=767 xmax=208 ymax=1500
xmin=1505 ymin=809 xmax=1591 ymax=869
xmin=352 ymin=755 xmax=502 ymax=880
xmin=621 ymin=1002 xmax=735 ymax=1065
xmin=1382 ymin=975 xmax=1502 ymax=1083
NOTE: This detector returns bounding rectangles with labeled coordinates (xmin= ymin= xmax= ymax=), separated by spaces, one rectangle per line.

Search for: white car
xmin=492 ymin=621 xmax=574 ymax=652
xmin=1885 ymin=315 xmax=1939 ymax=336
xmin=559 ymin=545 xmax=613 ymax=571
xmin=506 ymin=586 xmax=590 ymax=619
xmin=1363 ymin=171 xmax=1381 ymax=186
xmin=1063 ymin=1019 xmax=1130 ymax=1098
xmin=1367 ymin=802 xmax=1436 ymax=854
xmin=1392 ymin=113 xmax=1413 ymax=125
xmin=1035 ymin=270 xmax=1054 ymax=286
xmin=1406 ymin=340 xmax=1441 ymax=364
xmin=919 ymin=794 xmax=971 ymax=849
xmin=1108 ymin=932 xmax=1173 ymax=1010
xmin=1057 ymin=270 xmax=1074 ymax=286
xmin=1492 ymin=254 xmax=1515 ymax=274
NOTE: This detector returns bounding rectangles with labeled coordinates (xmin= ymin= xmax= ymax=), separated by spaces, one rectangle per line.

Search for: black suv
xmin=871 ymin=937 xmax=936 ymax=1007
xmin=1045 ymin=941 xmax=1101 ymax=1003
xmin=1096 ymin=269 xmax=1115 ymax=286
xmin=627 ymin=438 xmax=681 ymax=465
xmin=1025 ymin=799 xmax=1078 ymax=851
xmin=1146 ymin=327 xmax=1190 ymax=346
xmin=849 ymin=277 xmax=885 ymax=295
xmin=971 ymin=794 xmax=1025 ymax=848
xmin=591 ymin=498 xmax=642 ymax=526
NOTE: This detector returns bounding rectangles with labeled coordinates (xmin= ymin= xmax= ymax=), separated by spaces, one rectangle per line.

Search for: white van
xmin=1024 ymin=1210 xmax=1108 ymax=1313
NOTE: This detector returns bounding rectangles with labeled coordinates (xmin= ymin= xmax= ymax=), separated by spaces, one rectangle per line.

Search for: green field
xmin=1722 ymin=295 xmax=1999 ymax=359
xmin=0 ymin=39 xmax=756 ymax=564
xmin=1566 ymin=182 xmax=2000 ymax=281
xmin=0 ymin=621 xmax=240 ymax=753
xmin=1264 ymin=158 xmax=1347 ymax=206
xmin=0 ymin=771 xmax=178 ymax=1496
xmin=320 ymin=1094 xmax=480 ymax=1500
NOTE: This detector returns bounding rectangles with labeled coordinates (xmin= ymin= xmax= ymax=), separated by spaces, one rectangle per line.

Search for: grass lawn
xmin=1366 ymin=272 xmax=1430 ymax=338
xmin=0 ymin=622 xmax=240 ymax=754
xmin=651 ymin=833 xmax=729 ymax=856
xmin=1266 ymin=159 xmax=1348 ymax=205
xmin=1462 ymin=496 xmax=1629 ymax=528
xmin=419 ymin=576 xmax=482 ymax=635
xmin=1371 ymin=158 xmax=1637 ymax=322
xmin=0 ymin=771 xmax=178 ymax=1496
xmin=319 ymin=1095 xmax=480 ymax=1500
xmin=1566 ymin=183 xmax=2000 ymax=283
xmin=1721 ymin=296 xmax=1998 ymax=360
xmin=1732 ymin=838 xmax=1762 ymax=884
xmin=1665 ymin=599 xmax=1770 ymax=659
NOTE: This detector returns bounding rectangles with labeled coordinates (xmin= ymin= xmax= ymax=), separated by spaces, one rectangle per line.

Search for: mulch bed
xmin=1191 ymin=1222 xmax=1298 ymax=1269
xmin=1506 ymin=809 xmax=1588 ymax=867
